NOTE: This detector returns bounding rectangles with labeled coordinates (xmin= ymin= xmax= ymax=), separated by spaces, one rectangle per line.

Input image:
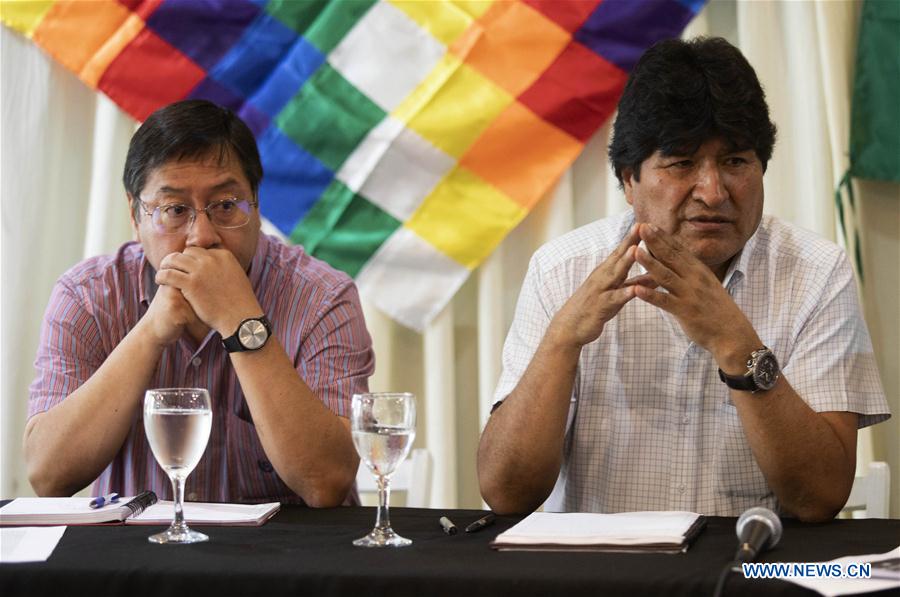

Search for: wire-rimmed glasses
xmin=138 ymin=198 xmax=257 ymax=234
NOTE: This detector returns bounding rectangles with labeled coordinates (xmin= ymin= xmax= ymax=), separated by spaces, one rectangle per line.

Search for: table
xmin=1 ymin=506 xmax=898 ymax=596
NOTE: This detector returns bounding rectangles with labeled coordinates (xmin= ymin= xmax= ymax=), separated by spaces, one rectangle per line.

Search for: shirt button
xmin=258 ymin=459 xmax=274 ymax=473
xmin=677 ymin=483 xmax=686 ymax=493
xmin=187 ymin=492 xmax=198 ymax=501
xmin=192 ymin=357 xmax=201 ymax=367
xmin=682 ymin=415 xmax=690 ymax=424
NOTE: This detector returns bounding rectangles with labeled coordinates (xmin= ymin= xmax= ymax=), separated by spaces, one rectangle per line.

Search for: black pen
xmin=439 ymin=516 xmax=458 ymax=535
xmin=465 ymin=513 xmax=496 ymax=533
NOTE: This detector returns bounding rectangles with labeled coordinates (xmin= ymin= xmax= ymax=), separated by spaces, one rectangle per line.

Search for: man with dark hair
xmin=478 ymin=38 xmax=889 ymax=521
xmin=26 ymin=100 xmax=373 ymax=506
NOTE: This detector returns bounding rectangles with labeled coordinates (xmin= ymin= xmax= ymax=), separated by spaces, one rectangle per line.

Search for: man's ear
xmin=622 ymin=167 xmax=636 ymax=206
xmin=127 ymin=194 xmax=141 ymax=241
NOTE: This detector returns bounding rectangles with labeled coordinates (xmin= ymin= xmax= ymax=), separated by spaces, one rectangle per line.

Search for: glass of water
xmin=351 ymin=392 xmax=416 ymax=547
xmin=143 ymin=388 xmax=212 ymax=544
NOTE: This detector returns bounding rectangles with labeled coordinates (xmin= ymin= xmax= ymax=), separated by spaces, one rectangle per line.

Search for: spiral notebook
xmin=0 ymin=492 xmax=280 ymax=527
xmin=0 ymin=491 xmax=158 ymax=526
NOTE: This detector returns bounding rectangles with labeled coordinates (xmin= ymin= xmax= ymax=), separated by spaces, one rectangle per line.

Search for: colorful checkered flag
xmin=2 ymin=0 xmax=705 ymax=330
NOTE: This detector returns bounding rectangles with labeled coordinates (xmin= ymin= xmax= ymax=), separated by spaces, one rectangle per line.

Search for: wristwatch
xmin=222 ymin=316 xmax=271 ymax=353
xmin=718 ymin=347 xmax=780 ymax=393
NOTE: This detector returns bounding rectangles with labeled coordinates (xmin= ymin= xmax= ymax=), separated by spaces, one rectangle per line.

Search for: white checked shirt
xmin=493 ymin=211 xmax=889 ymax=516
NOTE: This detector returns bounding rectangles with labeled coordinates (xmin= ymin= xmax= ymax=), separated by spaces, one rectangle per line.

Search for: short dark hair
xmin=608 ymin=36 xmax=776 ymax=184
xmin=123 ymin=99 xmax=263 ymax=219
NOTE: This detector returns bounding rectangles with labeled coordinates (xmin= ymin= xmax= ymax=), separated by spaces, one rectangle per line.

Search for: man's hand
xmin=547 ymin=224 xmax=642 ymax=349
xmin=155 ymin=247 xmax=262 ymax=336
xmin=633 ymin=223 xmax=760 ymax=367
xmin=139 ymin=284 xmax=200 ymax=348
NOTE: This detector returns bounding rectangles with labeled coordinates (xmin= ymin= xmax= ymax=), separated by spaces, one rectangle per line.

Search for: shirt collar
xmin=139 ymin=253 xmax=156 ymax=306
xmin=721 ymin=221 xmax=761 ymax=289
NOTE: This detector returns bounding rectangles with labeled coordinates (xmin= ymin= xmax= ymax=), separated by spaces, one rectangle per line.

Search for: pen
xmin=465 ymin=513 xmax=496 ymax=533
xmin=439 ymin=516 xmax=458 ymax=535
xmin=89 ymin=492 xmax=120 ymax=509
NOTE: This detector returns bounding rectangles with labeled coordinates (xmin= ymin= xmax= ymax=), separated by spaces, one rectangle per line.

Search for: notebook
xmin=490 ymin=511 xmax=707 ymax=554
xmin=0 ymin=493 xmax=280 ymax=527
xmin=0 ymin=491 xmax=158 ymax=526
xmin=127 ymin=500 xmax=281 ymax=527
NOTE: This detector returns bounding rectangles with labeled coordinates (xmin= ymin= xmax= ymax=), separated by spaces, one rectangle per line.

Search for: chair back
xmin=842 ymin=461 xmax=890 ymax=518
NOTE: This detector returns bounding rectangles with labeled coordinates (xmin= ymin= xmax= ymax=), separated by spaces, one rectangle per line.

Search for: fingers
xmin=614 ymin=223 xmax=642 ymax=257
xmin=633 ymin=284 xmax=674 ymax=313
xmin=589 ymin=225 xmax=640 ymax=288
xmin=155 ymin=268 xmax=189 ymax=289
xmin=623 ymin=273 xmax=659 ymax=289
xmin=635 ymin=245 xmax=681 ymax=292
xmin=158 ymin=251 xmax=196 ymax=274
xmin=637 ymin=223 xmax=693 ymax=274
xmin=605 ymin=285 xmax=637 ymax=310
xmin=609 ymin=245 xmax=638 ymax=286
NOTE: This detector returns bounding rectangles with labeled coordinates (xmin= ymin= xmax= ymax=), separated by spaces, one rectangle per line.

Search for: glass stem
xmin=375 ymin=474 xmax=392 ymax=532
xmin=171 ymin=474 xmax=187 ymax=530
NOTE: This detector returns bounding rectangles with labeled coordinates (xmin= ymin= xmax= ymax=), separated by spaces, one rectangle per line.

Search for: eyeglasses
xmin=138 ymin=198 xmax=257 ymax=234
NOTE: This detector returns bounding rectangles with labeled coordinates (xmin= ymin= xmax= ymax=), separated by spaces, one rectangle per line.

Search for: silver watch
xmin=222 ymin=316 xmax=271 ymax=353
xmin=718 ymin=347 xmax=780 ymax=393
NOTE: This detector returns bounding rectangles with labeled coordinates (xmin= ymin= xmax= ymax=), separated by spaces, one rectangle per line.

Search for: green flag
xmin=849 ymin=0 xmax=900 ymax=182
xmin=836 ymin=0 xmax=900 ymax=281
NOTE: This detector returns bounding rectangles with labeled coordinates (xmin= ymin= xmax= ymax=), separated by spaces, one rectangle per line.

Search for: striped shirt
xmin=29 ymin=234 xmax=374 ymax=504
xmin=493 ymin=211 xmax=890 ymax=516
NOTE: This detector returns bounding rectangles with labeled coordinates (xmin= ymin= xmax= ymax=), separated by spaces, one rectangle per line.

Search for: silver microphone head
xmin=736 ymin=507 xmax=783 ymax=548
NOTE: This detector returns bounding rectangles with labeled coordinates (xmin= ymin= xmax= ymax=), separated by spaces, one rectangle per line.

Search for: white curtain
xmin=2 ymin=1 xmax=896 ymax=513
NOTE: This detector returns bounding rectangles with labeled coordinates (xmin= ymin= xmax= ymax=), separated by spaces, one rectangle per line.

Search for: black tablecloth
xmin=2 ymin=506 xmax=898 ymax=597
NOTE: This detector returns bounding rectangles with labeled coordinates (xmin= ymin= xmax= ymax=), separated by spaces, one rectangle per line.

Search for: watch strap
xmin=718 ymin=368 xmax=758 ymax=392
xmin=222 ymin=331 xmax=245 ymax=353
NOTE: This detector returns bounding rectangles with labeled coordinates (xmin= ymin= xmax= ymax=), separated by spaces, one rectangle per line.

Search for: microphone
xmin=734 ymin=507 xmax=783 ymax=563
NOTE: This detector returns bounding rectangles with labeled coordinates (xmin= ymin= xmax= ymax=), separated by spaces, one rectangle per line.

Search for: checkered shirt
xmin=493 ymin=211 xmax=890 ymax=515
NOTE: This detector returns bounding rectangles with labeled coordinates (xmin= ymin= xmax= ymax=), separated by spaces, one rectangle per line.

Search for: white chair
xmin=355 ymin=448 xmax=432 ymax=508
xmin=842 ymin=461 xmax=890 ymax=518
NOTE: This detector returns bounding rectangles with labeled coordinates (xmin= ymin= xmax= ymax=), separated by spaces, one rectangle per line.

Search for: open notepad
xmin=0 ymin=494 xmax=280 ymax=527
xmin=491 ymin=511 xmax=707 ymax=554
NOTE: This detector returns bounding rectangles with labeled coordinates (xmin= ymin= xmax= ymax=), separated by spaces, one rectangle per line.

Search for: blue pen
xmin=89 ymin=492 xmax=120 ymax=509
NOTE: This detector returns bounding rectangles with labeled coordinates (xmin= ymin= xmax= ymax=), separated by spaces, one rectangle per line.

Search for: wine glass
xmin=351 ymin=392 xmax=416 ymax=547
xmin=143 ymin=388 xmax=212 ymax=544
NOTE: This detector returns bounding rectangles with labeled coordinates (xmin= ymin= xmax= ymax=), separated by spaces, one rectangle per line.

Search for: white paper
xmin=774 ymin=546 xmax=900 ymax=596
xmin=0 ymin=526 xmax=66 ymax=563
xmin=0 ymin=498 xmax=279 ymax=527
xmin=495 ymin=511 xmax=701 ymax=546
xmin=0 ymin=497 xmax=132 ymax=525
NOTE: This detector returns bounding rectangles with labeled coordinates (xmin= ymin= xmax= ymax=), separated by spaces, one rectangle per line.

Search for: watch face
xmin=238 ymin=319 xmax=268 ymax=350
xmin=752 ymin=351 xmax=780 ymax=391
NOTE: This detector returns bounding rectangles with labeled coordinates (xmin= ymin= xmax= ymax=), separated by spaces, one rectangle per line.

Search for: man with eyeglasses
xmin=25 ymin=100 xmax=374 ymax=506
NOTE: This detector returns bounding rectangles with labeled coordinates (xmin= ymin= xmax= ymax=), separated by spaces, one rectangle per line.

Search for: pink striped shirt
xmin=29 ymin=234 xmax=374 ymax=504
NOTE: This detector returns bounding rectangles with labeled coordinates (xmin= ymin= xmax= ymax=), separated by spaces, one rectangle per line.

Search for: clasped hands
xmin=144 ymin=247 xmax=260 ymax=347
xmin=549 ymin=223 xmax=758 ymax=362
